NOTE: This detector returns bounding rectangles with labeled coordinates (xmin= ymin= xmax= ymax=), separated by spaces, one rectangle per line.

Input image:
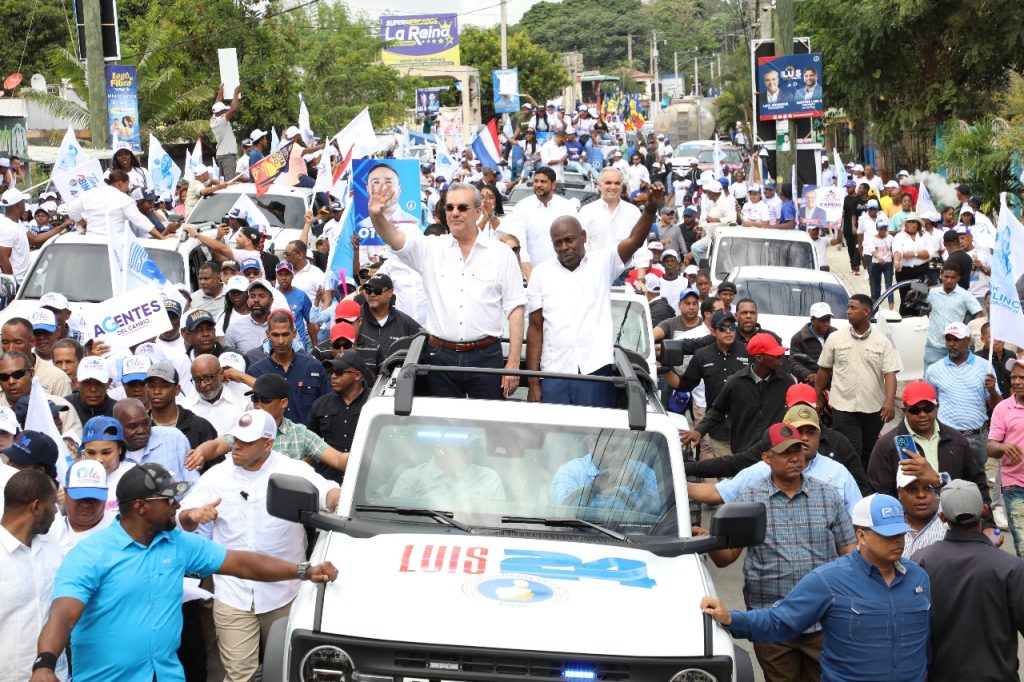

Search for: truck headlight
xmin=299 ymin=645 xmax=355 ymax=681
xmin=669 ymin=670 xmax=717 ymax=682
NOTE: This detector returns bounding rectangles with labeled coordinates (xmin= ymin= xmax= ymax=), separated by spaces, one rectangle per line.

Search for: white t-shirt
xmin=740 ymin=199 xmax=773 ymax=225
xmin=0 ymin=215 xmax=30 ymax=282
xmin=862 ymin=232 xmax=893 ymax=264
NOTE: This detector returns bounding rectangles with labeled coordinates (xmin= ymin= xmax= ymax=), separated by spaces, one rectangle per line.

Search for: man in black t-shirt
xmin=840 ymin=180 xmax=864 ymax=274
xmin=942 ymin=229 xmax=973 ymax=290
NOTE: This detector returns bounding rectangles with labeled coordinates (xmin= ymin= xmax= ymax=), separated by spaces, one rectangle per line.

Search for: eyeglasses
xmin=0 ymin=368 xmax=30 ymax=382
xmin=906 ymin=403 xmax=936 ymax=415
xmin=251 ymin=395 xmax=277 ymax=405
xmin=191 ymin=374 xmax=218 ymax=385
xmin=332 ymin=340 xmax=353 ymax=350
xmin=444 ymin=203 xmax=473 ymax=213
xmin=716 ymin=323 xmax=738 ymax=332
xmin=329 ymin=367 xmax=356 ymax=377
xmin=363 ymin=286 xmax=385 ymax=296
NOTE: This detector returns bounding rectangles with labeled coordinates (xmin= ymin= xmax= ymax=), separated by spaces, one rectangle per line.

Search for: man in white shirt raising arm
xmin=368 ymin=181 xmax=526 ymax=400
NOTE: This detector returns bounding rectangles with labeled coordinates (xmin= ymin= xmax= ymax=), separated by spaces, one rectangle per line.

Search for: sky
xmin=339 ymin=0 xmax=555 ymax=28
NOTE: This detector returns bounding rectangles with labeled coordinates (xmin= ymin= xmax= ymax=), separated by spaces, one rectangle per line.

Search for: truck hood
xmin=295 ymin=532 xmax=723 ymax=658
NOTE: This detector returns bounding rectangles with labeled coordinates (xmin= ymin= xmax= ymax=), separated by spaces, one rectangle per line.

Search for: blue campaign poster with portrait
xmin=757 ymin=52 xmax=823 ymax=122
xmin=349 ymin=158 xmax=424 ymax=255
xmin=105 ymin=65 xmax=141 ymax=152
xmin=492 ymin=67 xmax=520 ymax=114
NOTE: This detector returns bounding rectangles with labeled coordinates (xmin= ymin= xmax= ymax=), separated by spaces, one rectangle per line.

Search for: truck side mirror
xmin=709 ymin=502 xmax=766 ymax=548
xmin=267 ymin=474 xmax=318 ymax=523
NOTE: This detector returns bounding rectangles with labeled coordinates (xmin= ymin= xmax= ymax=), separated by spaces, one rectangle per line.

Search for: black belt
xmin=958 ymin=427 xmax=984 ymax=436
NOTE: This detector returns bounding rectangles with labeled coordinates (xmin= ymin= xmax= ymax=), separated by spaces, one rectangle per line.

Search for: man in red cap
xmin=867 ymin=380 xmax=997 ymax=541
xmin=687 ymin=382 xmax=869 ymax=493
xmin=681 ymin=332 xmax=795 ymax=454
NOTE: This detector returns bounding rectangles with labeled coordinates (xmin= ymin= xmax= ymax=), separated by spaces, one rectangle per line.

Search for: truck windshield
xmin=187 ymin=192 xmax=306 ymax=228
xmin=354 ymin=416 xmax=675 ymax=538
xmin=714 ymin=237 xmax=815 ymax=279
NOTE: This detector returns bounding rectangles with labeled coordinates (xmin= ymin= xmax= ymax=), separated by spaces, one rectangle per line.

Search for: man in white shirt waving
xmin=503 ymin=166 xmax=578 ymax=279
xmin=526 ymin=184 xmax=663 ymax=406
xmin=578 ymin=167 xmax=652 ymax=284
xmin=370 ymin=181 xmax=526 ymax=399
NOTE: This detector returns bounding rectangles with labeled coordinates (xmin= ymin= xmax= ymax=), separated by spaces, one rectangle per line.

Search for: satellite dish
xmin=3 ymin=73 xmax=22 ymax=90
xmin=30 ymin=74 xmax=46 ymax=92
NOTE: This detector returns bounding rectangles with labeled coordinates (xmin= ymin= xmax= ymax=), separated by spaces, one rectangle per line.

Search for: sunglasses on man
xmin=332 ymin=339 xmax=353 ymax=351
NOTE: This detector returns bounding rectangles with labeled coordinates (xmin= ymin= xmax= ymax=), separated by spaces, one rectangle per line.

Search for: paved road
xmin=703 ymin=243 xmax=1023 ymax=680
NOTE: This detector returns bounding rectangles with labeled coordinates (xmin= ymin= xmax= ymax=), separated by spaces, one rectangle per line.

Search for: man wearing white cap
xmin=789 ymin=302 xmax=838 ymax=385
xmin=247 ymin=128 xmax=270 ymax=167
xmin=185 ymin=163 xmax=228 ymax=214
xmin=896 ymin=466 xmax=945 ymax=558
xmin=51 ymin=459 xmax=116 ymax=556
xmin=739 ymin=184 xmax=773 ymax=227
xmin=0 ymin=188 xmax=31 ymax=284
xmin=210 ymin=84 xmax=241 ymax=180
xmin=177 ymin=409 xmax=340 ymax=681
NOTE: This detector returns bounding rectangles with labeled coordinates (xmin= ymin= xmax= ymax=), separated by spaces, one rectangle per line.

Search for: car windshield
xmin=735 ymin=279 xmax=849 ymax=320
xmin=714 ymin=237 xmax=815 ymax=279
xmin=697 ymin=149 xmax=742 ymax=165
xmin=673 ymin=143 xmax=702 ymax=157
xmin=611 ymin=299 xmax=651 ymax=359
xmin=355 ymin=416 xmax=675 ymax=538
xmin=187 ymin=192 xmax=307 ymax=228
xmin=20 ymin=244 xmax=184 ymax=303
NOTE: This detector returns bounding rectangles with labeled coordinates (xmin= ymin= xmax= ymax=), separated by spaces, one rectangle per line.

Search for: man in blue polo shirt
xmin=701 ymin=493 xmax=932 ymax=682
xmin=247 ymin=310 xmax=330 ymax=424
xmin=29 ymin=463 xmax=337 ymax=682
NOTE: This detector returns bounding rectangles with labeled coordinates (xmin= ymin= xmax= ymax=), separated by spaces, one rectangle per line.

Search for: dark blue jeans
xmin=424 ymin=340 xmax=505 ymax=399
xmin=542 ymin=364 xmax=616 ymax=407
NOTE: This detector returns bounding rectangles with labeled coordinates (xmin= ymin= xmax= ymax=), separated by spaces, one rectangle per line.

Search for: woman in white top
xmin=103 ymin=144 xmax=152 ymax=194
xmin=892 ymin=214 xmax=934 ymax=306
xmin=477 ymin=184 xmax=505 ymax=239
xmin=65 ymin=169 xmax=165 ymax=239
xmin=863 ymin=219 xmax=895 ymax=309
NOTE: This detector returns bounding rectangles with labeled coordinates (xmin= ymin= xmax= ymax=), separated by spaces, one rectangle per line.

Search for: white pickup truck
xmin=262 ymin=336 xmax=765 ymax=682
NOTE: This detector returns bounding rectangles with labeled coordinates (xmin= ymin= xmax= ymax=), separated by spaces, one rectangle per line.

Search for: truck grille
xmin=394 ymin=650 xmax=630 ymax=680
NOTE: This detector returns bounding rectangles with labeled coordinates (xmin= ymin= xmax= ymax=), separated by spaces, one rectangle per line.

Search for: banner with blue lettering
xmin=88 ymin=287 xmax=172 ymax=352
xmin=105 ymin=65 xmax=141 ymax=152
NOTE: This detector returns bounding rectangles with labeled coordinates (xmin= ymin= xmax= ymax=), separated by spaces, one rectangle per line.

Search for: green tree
xmin=713 ymin=47 xmax=752 ymax=133
xmin=458 ymin=26 xmax=570 ymax=121
xmin=518 ymin=0 xmax=651 ymax=70
xmin=932 ymin=119 xmax=1024 ymax=210
xmin=0 ymin=0 xmax=75 ymax=82
xmin=797 ymin=0 xmax=1024 ymax=144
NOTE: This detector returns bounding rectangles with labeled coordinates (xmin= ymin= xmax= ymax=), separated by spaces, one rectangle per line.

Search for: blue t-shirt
xmin=565 ymin=140 xmax=585 ymax=162
xmin=249 ymin=149 xmax=265 ymax=167
xmin=280 ymin=286 xmax=313 ymax=347
xmin=780 ymin=199 xmax=797 ymax=225
xmin=54 ymin=521 xmax=227 ymax=682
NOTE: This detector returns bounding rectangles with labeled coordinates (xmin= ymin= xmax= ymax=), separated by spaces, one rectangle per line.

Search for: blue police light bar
xmin=563 ymin=670 xmax=597 ymax=680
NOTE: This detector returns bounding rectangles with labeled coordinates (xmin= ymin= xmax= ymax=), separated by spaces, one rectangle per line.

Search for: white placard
xmin=87 ymin=287 xmax=172 ymax=354
xmin=218 ymin=48 xmax=239 ymax=93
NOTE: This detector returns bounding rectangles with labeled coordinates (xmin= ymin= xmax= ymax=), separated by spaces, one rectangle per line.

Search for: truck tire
xmin=261 ymin=616 xmax=289 ymax=682
xmin=734 ymin=646 xmax=755 ymax=682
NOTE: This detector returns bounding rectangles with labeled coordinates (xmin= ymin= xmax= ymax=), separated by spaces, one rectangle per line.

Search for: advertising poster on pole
xmin=380 ymin=14 xmax=460 ymax=67
xmin=415 ymin=87 xmax=446 ymax=117
xmin=492 ymin=68 xmax=520 ymax=114
xmin=105 ymin=64 xmax=141 ymax=151
xmin=756 ymin=52 xmax=823 ymax=121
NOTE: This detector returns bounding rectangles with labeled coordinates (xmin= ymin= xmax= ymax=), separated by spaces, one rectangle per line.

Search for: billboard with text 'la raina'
xmin=380 ymin=14 xmax=460 ymax=68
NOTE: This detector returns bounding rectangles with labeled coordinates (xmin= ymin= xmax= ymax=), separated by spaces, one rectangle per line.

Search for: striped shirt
xmin=902 ymin=512 xmax=946 ymax=559
xmin=731 ymin=476 xmax=855 ymax=617
xmin=926 ymin=286 xmax=982 ymax=348
xmin=924 ymin=352 xmax=993 ymax=430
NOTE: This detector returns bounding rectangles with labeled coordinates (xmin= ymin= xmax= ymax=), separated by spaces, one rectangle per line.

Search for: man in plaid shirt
xmin=691 ymin=422 xmax=855 ymax=681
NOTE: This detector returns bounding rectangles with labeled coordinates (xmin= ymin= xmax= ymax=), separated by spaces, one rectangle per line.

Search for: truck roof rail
xmin=389 ymin=334 xmax=649 ymax=430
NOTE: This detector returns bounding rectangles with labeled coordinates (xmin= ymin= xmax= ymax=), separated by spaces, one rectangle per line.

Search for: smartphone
xmin=895 ymin=434 xmax=917 ymax=460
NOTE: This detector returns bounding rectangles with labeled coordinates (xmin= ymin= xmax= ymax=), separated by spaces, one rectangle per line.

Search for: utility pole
xmin=674 ymin=51 xmax=679 ymax=100
xmin=651 ymin=31 xmax=660 ymax=117
xmin=499 ymin=0 xmax=508 ymax=68
xmin=694 ymin=57 xmax=699 ymax=96
xmin=83 ymin=0 xmax=107 ymax=148
xmin=775 ymin=0 xmax=796 ymax=185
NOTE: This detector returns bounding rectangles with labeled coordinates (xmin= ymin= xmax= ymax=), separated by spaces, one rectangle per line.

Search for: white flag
xmin=148 ymin=135 xmax=181 ymax=199
xmin=712 ymin=134 xmax=723 ymax=179
xmin=833 ymin=149 xmax=847 ymax=188
xmin=271 ymin=126 xmax=281 ymax=153
xmin=184 ymin=139 xmax=204 ymax=182
xmin=227 ymin=193 xmax=271 ymax=233
xmin=25 ymin=379 xmax=73 ymax=483
xmin=50 ymin=128 xmax=104 ymax=200
xmin=313 ymin=148 xmax=333 ymax=194
xmin=915 ymin=174 xmax=938 ymax=217
xmin=434 ymin=138 xmax=459 ymax=181
xmin=107 ymin=218 xmax=171 ymax=297
xmin=990 ymin=193 xmax=1024 ymax=348
xmin=333 ymin=108 xmax=377 ymax=162
xmin=183 ymin=149 xmax=193 ymax=182
xmin=298 ymin=93 xmax=315 ymax=146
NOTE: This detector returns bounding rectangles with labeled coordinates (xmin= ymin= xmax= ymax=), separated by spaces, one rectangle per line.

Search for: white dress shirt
xmin=395 ymin=229 xmax=526 ymax=342
xmin=183 ymin=385 xmax=251 ymax=435
xmin=291 ymin=260 xmax=326 ymax=303
xmin=625 ymin=164 xmax=650 ymax=194
xmin=527 ymin=248 xmax=625 ymax=374
xmin=0 ymin=525 xmax=68 ymax=681
xmin=0 ymin=215 xmax=29 ymax=283
xmin=577 ymin=199 xmax=651 ymax=268
xmin=179 ymin=451 xmax=337 ymax=613
xmin=48 ymin=510 xmax=116 ymax=557
xmin=892 ymin=231 xmax=934 ymax=268
xmin=503 ymin=193 xmax=578 ymax=266
xmin=65 ymin=184 xmax=154 ymax=237
xmin=376 ymin=254 xmax=428 ymax=326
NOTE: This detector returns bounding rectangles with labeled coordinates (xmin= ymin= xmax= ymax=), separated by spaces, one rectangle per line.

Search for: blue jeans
xmin=542 ymin=365 xmax=616 ymax=407
xmin=1003 ymin=485 xmax=1024 ymax=559
xmin=424 ymin=340 xmax=505 ymax=399
xmin=869 ymin=262 xmax=894 ymax=304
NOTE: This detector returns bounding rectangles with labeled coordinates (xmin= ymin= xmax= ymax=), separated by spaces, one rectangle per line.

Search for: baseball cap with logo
xmin=809 ymin=302 xmax=833 ymax=319
xmin=747 ymin=333 xmax=787 ymax=357
xmin=276 ymin=261 xmax=294 ymax=274
xmin=66 ymin=459 xmax=108 ymax=501
xmin=39 ymin=292 xmax=70 ymax=312
xmin=146 ymin=362 xmax=179 ymax=385
xmin=230 ymin=409 xmax=277 ymax=442
xmin=121 ymin=355 xmax=152 ymax=384
xmin=81 ymin=415 xmax=125 ymax=449
xmin=939 ymin=479 xmax=985 ymax=524
xmin=711 ymin=309 xmax=736 ymax=327
xmin=241 ymin=257 xmax=262 ymax=273
xmin=77 ymin=356 xmax=109 ymax=384
xmin=238 ymin=225 xmax=262 ymax=244
xmin=212 ymin=102 xmax=231 ymax=113
xmin=943 ymin=322 xmax=970 ymax=340
xmin=225 ymin=275 xmax=249 ymax=294
xmin=783 ymin=404 xmax=820 ymax=430
xmin=786 ymin=383 xmax=817 ymax=408
xmin=768 ymin=423 xmax=804 ymax=453
xmin=851 ymin=493 xmax=912 ymax=536
xmin=184 ymin=309 xmax=216 ymax=332
xmin=643 ymin=273 xmax=662 ymax=292
xmin=116 ymin=462 xmax=193 ymax=503
xmin=3 ymin=430 xmax=58 ymax=471
xmin=902 ymin=381 xmax=938 ymax=406
xmin=678 ymin=287 xmax=700 ymax=301
xmin=30 ymin=308 xmax=57 ymax=334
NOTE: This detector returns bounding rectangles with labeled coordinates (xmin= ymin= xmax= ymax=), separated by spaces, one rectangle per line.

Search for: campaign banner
xmin=250 ymin=141 xmax=294 ymax=196
xmin=345 ymin=159 xmax=424 ymax=264
xmin=757 ymin=52 xmax=823 ymax=122
xmin=380 ymin=14 xmax=460 ymax=67
xmin=798 ymin=185 xmax=842 ymax=231
xmin=415 ymin=87 xmax=446 ymax=116
xmin=88 ymin=287 xmax=172 ymax=353
xmin=492 ymin=68 xmax=520 ymax=114
xmin=105 ymin=64 xmax=141 ymax=152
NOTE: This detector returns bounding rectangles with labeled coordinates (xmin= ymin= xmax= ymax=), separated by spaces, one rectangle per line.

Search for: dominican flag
xmin=471 ymin=119 xmax=502 ymax=171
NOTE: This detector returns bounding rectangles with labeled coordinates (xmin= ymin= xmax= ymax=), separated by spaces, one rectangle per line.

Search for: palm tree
xmin=19 ymin=28 xmax=214 ymax=148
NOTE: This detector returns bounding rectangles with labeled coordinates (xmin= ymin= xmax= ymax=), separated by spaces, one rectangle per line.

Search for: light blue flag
xmin=271 ymin=126 xmax=281 ymax=153
xmin=148 ymin=134 xmax=181 ymax=199
xmin=991 ymin=194 xmax=1024 ymax=349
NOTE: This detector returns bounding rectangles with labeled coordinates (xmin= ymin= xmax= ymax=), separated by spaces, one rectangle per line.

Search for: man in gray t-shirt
xmin=210 ymin=84 xmax=241 ymax=179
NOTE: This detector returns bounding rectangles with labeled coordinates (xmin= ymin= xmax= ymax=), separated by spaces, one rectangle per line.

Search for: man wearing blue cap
xmin=702 ymin=493 xmax=932 ymax=682
xmin=3 ymin=430 xmax=59 ymax=482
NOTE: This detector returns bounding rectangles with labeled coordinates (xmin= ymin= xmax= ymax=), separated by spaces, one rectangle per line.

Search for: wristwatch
xmin=297 ymin=561 xmax=311 ymax=581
